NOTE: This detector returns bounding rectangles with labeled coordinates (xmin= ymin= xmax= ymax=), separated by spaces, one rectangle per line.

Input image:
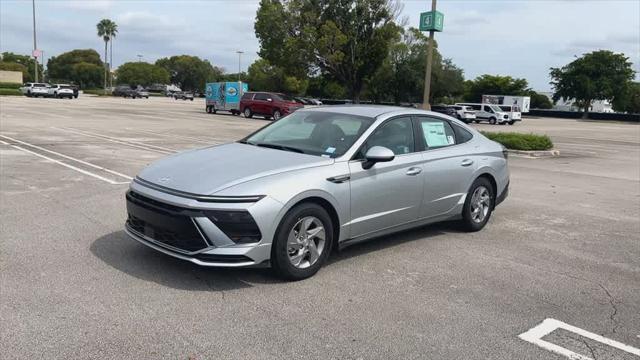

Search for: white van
xmin=498 ymin=105 xmax=521 ymax=124
xmin=456 ymin=103 xmax=510 ymax=125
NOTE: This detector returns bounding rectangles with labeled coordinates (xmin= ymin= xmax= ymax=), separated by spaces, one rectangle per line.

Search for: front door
xmin=348 ymin=116 xmax=424 ymax=238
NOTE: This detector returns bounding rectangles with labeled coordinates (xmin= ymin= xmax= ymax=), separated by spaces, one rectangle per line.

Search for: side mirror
xmin=362 ymin=146 xmax=395 ymax=169
xmin=267 ymin=98 xmax=273 ymax=102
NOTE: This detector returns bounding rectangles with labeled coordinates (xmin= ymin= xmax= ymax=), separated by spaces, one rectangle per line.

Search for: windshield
xmin=489 ymin=105 xmax=503 ymax=113
xmin=242 ymin=111 xmax=375 ymax=158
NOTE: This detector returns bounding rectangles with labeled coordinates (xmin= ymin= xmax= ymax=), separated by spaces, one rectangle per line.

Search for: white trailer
xmin=482 ymin=95 xmax=531 ymax=113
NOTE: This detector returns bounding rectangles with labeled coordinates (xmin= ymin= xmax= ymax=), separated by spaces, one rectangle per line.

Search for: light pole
xmin=422 ymin=0 xmax=437 ymax=110
xmin=32 ymin=0 xmax=38 ymax=82
xmin=236 ymin=51 xmax=244 ymax=82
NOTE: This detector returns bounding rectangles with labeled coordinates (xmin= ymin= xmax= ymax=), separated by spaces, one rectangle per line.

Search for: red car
xmin=240 ymin=92 xmax=304 ymax=120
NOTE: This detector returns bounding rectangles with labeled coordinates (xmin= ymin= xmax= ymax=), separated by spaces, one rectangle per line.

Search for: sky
xmin=1 ymin=0 xmax=638 ymax=91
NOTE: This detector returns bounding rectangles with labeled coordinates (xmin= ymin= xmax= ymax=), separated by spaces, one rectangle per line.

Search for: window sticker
xmin=447 ymin=135 xmax=455 ymax=145
xmin=422 ymin=122 xmax=449 ymax=147
xmin=325 ymin=147 xmax=336 ymax=154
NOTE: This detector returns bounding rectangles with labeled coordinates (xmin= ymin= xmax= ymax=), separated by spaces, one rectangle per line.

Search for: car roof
xmin=300 ymin=104 xmax=424 ymax=118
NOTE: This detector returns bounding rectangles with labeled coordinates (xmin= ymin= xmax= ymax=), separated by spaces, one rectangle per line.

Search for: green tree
xmin=71 ymin=62 xmax=103 ymax=88
xmin=255 ymin=0 xmax=401 ymax=102
xmin=97 ymin=19 xmax=118 ymax=91
xmin=245 ymin=58 xmax=308 ymax=94
xmin=612 ymin=82 xmax=640 ymax=114
xmin=526 ymin=90 xmax=553 ymax=109
xmin=1 ymin=52 xmax=43 ymax=82
xmin=550 ymin=50 xmax=635 ymax=118
xmin=464 ymin=74 xmax=530 ymax=102
xmin=47 ymin=49 xmax=103 ymax=88
xmin=116 ymin=62 xmax=170 ymax=87
xmin=155 ymin=55 xmax=222 ymax=91
xmin=365 ymin=28 xmax=464 ymax=104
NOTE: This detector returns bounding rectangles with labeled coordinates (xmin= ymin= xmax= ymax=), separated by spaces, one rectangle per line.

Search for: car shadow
xmin=91 ymin=222 xmax=463 ymax=291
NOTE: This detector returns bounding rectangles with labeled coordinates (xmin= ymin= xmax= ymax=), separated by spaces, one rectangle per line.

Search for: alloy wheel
xmin=287 ymin=216 xmax=326 ymax=269
xmin=470 ymin=186 xmax=491 ymax=223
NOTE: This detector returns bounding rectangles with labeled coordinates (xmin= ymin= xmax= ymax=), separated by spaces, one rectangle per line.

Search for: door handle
xmin=406 ymin=167 xmax=422 ymax=176
xmin=461 ymin=159 xmax=474 ymax=167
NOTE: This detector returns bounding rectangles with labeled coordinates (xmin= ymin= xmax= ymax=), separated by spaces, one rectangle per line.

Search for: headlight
xmin=205 ymin=210 xmax=262 ymax=244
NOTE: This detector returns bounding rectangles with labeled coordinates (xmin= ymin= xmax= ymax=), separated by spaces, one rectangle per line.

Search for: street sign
xmin=419 ymin=11 xmax=444 ymax=32
xmin=32 ymin=49 xmax=42 ymax=58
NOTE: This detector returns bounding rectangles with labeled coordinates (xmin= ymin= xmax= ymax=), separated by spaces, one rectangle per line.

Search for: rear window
xmin=241 ymin=93 xmax=254 ymax=100
xmin=33 ymin=83 xmax=46 ymax=87
xmin=275 ymin=94 xmax=295 ymax=101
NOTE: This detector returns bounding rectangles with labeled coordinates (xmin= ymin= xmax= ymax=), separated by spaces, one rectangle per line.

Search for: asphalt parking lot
xmin=1 ymin=95 xmax=639 ymax=359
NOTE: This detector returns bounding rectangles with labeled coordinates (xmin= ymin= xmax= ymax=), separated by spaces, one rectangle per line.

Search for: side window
xmin=255 ymin=93 xmax=268 ymax=101
xmin=362 ymin=117 xmax=415 ymax=156
xmin=472 ymin=104 xmax=481 ymax=111
xmin=419 ymin=118 xmax=456 ymax=149
xmin=452 ymin=124 xmax=473 ymax=144
xmin=483 ymin=105 xmax=493 ymax=113
xmin=241 ymin=93 xmax=253 ymax=100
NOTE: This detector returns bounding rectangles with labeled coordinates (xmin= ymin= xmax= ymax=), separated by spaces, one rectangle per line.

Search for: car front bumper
xmin=123 ymin=180 xmax=280 ymax=267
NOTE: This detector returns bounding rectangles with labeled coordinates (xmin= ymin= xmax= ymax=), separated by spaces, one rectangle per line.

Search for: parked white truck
xmin=481 ymin=95 xmax=531 ymax=113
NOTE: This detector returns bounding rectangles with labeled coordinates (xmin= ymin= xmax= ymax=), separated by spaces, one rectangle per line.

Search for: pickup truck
xmin=20 ymin=83 xmax=49 ymax=97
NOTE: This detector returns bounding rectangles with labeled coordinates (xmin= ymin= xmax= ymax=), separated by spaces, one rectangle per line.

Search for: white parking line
xmin=51 ymin=127 xmax=176 ymax=154
xmin=0 ymin=138 xmax=129 ymax=185
xmin=0 ymin=134 xmax=133 ymax=181
xmin=518 ymin=318 xmax=640 ymax=360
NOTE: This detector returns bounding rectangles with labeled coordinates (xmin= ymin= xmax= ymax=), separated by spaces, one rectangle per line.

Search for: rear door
xmin=253 ymin=93 xmax=269 ymax=114
xmin=415 ymin=116 xmax=477 ymax=218
xmin=348 ymin=116 xmax=424 ymax=237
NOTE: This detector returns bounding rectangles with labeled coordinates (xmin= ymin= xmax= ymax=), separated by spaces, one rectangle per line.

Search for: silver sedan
xmin=125 ymin=106 xmax=509 ymax=279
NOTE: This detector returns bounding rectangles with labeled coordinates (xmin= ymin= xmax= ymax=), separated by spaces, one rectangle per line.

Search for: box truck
xmin=481 ymin=95 xmax=531 ymax=113
xmin=205 ymin=81 xmax=248 ymax=115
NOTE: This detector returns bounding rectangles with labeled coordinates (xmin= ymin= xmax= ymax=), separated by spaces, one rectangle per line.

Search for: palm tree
xmin=97 ymin=19 xmax=117 ymax=93
xmin=108 ymin=23 xmax=118 ymax=88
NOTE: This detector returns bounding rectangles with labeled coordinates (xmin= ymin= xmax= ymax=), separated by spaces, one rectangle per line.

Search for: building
xmin=540 ymin=92 xmax=614 ymax=113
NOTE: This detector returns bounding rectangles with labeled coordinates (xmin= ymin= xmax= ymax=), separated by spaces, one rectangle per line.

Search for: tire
xmin=474 ymin=120 xmax=480 ymax=124
xmin=273 ymin=110 xmax=282 ymax=120
xmin=190 ymin=98 xmax=194 ymax=101
xmin=489 ymin=117 xmax=497 ymax=125
xmin=243 ymin=107 xmax=253 ymax=118
xmin=206 ymin=106 xmax=212 ymax=114
xmin=460 ymin=177 xmax=494 ymax=232
xmin=271 ymin=203 xmax=334 ymax=280
xmin=508 ymin=121 xmax=515 ymax=125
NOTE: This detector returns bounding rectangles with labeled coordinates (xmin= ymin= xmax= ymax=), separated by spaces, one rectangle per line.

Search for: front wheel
xmin=271 ymin=203 xmax=334 ymax=280
xmin=243 ymin=107 xmax=253 ymax=118
xmin=489 ymin=117 xmax=497 ymax=125
xmin=508 ymin=121 xmax=515 ymax=125
xmin=273 ymin=110 xmax=282 ymax=120
xmin=474 ymin=120 xmax=480 ymax=124
xmin=459 ymin=177 xmax=494 ymax=232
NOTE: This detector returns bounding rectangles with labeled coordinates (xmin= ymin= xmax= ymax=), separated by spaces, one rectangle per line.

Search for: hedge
xmin=82 ymin=89 xmax=112 ymax=96
xmin=481 ymin=131 xmax=554 ymax=151
xmin=0 ymin=88 xmax=22 ymax=96
xmin=0 ymin=82 xmax=22 ymax=89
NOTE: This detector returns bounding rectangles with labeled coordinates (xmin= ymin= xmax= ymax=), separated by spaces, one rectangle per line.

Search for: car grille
xmin=126 ymin=191 xmax=209 ymax=253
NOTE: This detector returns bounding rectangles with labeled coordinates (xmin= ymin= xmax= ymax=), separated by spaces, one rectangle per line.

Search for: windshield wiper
xmin=254 ymin=142 xmax=305 ymax=154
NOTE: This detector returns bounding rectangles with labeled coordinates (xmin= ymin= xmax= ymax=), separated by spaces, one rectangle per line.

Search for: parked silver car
xmin=125 ymin=106 xmax=509 ymax=279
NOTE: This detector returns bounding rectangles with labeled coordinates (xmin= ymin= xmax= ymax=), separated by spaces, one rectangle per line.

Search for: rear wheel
xmin=273 ymin=110 xmax=282 ymax=120
xmin=474 ymin=120 xmax=480 ymax=124
xmin=206 ymin=106 xmax=212 ymax=114
xmin=489 ymin=117 xmax=497 ymax=125
xmin=508 ymin=120 xmax=515 ymax=125
xmin=243 ymin=107 xmax=253 ymax=118
xmin=460 ymin=177 xmax=494 ymax=232
xmin=271 ymin=203 xmax=334 ymax=280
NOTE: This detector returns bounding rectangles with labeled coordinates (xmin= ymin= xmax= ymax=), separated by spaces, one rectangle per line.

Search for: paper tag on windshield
xmin=325 ymin=147 xmax=336 ymax=154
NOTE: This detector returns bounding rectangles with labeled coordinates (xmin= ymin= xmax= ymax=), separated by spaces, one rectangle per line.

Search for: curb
xmin=508 ymin=149 xmax=560 ymax=158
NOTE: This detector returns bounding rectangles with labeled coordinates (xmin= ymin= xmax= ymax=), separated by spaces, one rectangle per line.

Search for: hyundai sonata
xmin=125 ymin=106 xmax=509 ymax=279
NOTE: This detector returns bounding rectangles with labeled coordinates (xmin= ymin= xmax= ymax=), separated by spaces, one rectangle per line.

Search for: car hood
xmin=137 ymin=142 xmax=333 ymax=195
